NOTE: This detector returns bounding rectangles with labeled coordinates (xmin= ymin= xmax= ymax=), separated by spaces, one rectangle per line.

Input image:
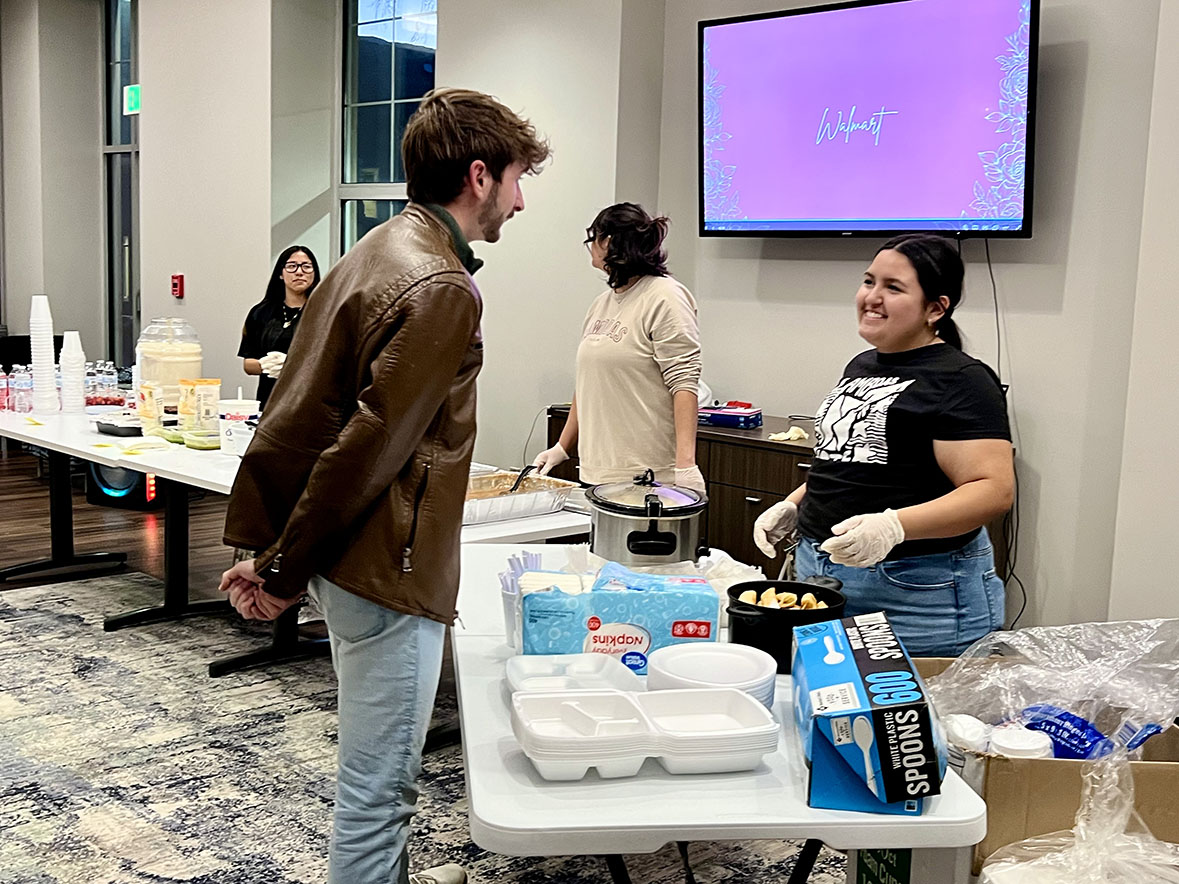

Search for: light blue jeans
xmin=307 ymin=576 xmax=446 ymax=884
xmin=796 ymin=529 xmax=1004 ymax=657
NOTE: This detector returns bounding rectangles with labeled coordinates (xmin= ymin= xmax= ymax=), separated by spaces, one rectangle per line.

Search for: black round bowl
xmin=726 ymin=579 xmax=846 ymax=674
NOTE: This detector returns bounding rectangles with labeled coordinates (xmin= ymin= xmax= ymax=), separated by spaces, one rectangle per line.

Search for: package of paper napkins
xmin=520 ymin=562 xmax=720 ymax=673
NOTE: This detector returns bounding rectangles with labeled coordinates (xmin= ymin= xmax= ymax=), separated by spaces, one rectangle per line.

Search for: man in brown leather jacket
xmin=218 ymin=88 xmax=549 ymax=884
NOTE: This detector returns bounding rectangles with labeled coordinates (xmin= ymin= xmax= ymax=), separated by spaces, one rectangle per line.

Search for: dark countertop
xmin=546 ymin=405 xmax=816 ymax=457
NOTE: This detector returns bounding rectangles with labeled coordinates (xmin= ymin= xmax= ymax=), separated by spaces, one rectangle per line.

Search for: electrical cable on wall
xmin=976 ymin=237 xmax=1026 ymax=627
xmin=520 ymin=404 xmax=550 ymax=468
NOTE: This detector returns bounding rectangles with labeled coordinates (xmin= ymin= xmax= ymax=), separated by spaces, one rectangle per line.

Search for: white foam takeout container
xmin=510 ymin=687 xmax=780 ymax=781
xmin=506 ymin=653 xmax=645 ymax=694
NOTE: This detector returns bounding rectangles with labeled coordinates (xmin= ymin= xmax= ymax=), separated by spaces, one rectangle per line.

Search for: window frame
xmin=335 ymin=1 xmax=436 ymax=259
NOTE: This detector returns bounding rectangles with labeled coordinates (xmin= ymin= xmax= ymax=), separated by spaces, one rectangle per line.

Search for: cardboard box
xmin=793 ymin=613 xmax=944 ymax=815
xmin=916 ymin=657 xmax=1179 ymax=875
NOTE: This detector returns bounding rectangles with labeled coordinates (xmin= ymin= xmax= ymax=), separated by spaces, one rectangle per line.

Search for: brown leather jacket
xmin=223 ymin=205 xmax=483 ymax=625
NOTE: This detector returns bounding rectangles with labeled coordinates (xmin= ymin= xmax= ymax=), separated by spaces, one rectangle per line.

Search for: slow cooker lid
xmin=587 ymin=469 xmax=706 ymax=516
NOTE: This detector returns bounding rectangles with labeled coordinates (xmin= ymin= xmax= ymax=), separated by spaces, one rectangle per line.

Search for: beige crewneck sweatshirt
xmin=574 ymin=274 xmax=702 ymax=485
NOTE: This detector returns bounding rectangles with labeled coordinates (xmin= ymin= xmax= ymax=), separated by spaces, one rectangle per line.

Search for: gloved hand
xmin=259 ymin=351 xmax=287 ymax=379
xmin=820 ymin=509 xmax=905 ymax=567
xmin=532 ymin=442 xmax=569 ymax=476
xmin=673 ymin=465 xmax=706 ymax=495
xmin=753 ymin=499 xmax=798 ymax=557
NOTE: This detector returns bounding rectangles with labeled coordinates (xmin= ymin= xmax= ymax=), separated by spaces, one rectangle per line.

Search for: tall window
xmin=340 ymin=0 xmax=436 ymax=252
xmin=104 ymin=0 xmax=139 ymax=366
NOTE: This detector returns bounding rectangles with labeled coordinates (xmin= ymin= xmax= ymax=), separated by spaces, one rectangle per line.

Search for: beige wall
xmin=1109 ymin=0 xmax=1179 ymax=620
xmin=0 ymin=0 xmax=103 ymax=355
xmin=271 ymin=0 xmax=334 ymax=267
xmin=656 ymin=0 xmax=1161 ymax=628
xmin=1 ymin=0 xmax=46 ymax=336
xmin=138 ymin=0 xmax=271 ymax=396
xmin=438 ymin=0 xmax=626 ymax=468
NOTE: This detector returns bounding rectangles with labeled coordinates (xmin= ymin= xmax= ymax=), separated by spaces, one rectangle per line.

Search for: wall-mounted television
xmin=699 ymin=0 xmax=1039 ymax=238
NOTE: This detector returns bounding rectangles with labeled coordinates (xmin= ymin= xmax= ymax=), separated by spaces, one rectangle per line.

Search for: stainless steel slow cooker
xmin=585 ymin=469 xmax=708 ymax=566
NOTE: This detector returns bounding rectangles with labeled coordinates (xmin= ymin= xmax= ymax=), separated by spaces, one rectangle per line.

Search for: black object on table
xmin=103 ymin=477 xmax=233 ymax=629
xmin=208 ymin=602 xmax=331 ymax=677
xmin=0 ymin=449 xmax=128 ymax=587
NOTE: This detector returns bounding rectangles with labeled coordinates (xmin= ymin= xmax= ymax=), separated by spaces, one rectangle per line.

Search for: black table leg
xmin=207 ymin=603 xmax=331 ymax=677
xmin=603 ymin=855 xmax=632 ymax=884
xmin=0 ymin=450 xmax=126 ymax=588
xmin=786 ymin=838 xmax=823 ymax=884
xmin=103 ymin=477 xmax=232 ymax=630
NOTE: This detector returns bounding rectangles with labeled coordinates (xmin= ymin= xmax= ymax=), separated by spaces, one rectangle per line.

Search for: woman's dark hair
xmin=878 ymin=234 xmax=964 ymax=350
xmin=264 ymin=244 xmax=321 ymax=306
xmin=585 ymin=203 xmax=670 ymax=290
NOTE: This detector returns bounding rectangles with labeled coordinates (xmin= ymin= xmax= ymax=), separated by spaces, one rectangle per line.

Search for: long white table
xmin=453 ymin=544 xmax=986 ymax=884
xmin=0 ymin=414 xmax=590 ymax=675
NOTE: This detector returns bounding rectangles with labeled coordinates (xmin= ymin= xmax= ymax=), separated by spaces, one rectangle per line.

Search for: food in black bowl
xmin=726 ymin=578 xmax=845 ymax=674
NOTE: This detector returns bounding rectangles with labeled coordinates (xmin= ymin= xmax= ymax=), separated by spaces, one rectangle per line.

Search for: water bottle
xmin=106 ymin=361 xmax=120 ymax=402
xmin=0 ymin=365 xmax=9 ymax=411
xmin=84 ymin=361 xmax=96 ymax=405
xmin=13 ymin=365 xmax=33 ymax=413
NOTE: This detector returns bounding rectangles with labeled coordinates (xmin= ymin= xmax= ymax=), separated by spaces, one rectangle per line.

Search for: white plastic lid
xmin=943 ymin=713 xmax=992 ymax=754
xmin=989 ymin=725 xmax=1054 ymax=759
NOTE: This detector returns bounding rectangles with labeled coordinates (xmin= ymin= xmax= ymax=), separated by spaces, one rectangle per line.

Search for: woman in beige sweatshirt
xmin=533 ymin=203 xmax=705 ymax=493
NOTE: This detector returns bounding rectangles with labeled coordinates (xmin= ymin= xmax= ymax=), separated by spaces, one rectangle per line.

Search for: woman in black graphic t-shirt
xmin=752 ymin=234 xmax=1013 ymax=656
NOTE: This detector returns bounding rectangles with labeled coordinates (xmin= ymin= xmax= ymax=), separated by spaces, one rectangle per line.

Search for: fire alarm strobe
xmin=171 ymin=274 xmax=184 ymax=299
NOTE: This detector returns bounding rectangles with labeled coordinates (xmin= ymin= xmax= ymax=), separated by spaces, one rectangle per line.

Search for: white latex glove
xmin=753 ymin=500 xmax=798 ymax=558
xmin=531 ymin=442 xmax=569 ymax=476
xmin=673 ymin=465 xmax=706 ymax=495
xmin=820 ymin=509 xmax=905 ymax=568
xmin=259 ymin=351 xmax=286 ymax=379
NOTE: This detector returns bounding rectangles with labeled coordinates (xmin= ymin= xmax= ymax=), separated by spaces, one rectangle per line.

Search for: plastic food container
xmin=177 ymin=378 xmax=221 ymax=431
xmin=510 ymin=687 xmax=779 ymax=781
xmin=182 ymin=429 xmax=221 ymax=450
xmin=463 ymin=471 xmax=579 ymax=525
xmin=725 ymin=579 xmax=845 ymax=674
xmin=218 ymin=398 xmax=260 ymax=456
xmin=506 ymin=654 xmax=645 ymax=694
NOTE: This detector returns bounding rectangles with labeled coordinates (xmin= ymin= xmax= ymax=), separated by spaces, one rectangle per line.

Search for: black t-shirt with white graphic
xmin=798 ymin=343 xmax=1010 ymax=559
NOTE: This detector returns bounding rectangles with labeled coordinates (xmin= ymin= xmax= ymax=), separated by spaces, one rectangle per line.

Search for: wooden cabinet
xmin=545 ymin=405 xmax=1009 ymax=578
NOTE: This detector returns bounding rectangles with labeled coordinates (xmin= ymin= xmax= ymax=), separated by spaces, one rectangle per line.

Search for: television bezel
xmin=697 ymin=0 xmax=1041 ymax=239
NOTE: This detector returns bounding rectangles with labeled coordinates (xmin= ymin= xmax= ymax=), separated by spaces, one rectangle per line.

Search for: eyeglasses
xmin=284 ymin=262 xmax=314 ymax=274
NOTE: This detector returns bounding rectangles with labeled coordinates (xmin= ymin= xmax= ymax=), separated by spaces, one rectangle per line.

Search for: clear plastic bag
xmin=979 ymin=754 xmax=1179 ymax=882
xmin=928 ymin=620 xmax=1179 ymax=883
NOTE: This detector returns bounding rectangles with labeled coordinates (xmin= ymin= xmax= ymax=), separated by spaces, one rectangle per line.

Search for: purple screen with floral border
xmin=702 ymin=0 xmax=1032 ymax=234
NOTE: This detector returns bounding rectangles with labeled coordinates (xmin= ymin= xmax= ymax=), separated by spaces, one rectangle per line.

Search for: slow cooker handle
xmin=644 ymin=492 xmax=664 ymax=519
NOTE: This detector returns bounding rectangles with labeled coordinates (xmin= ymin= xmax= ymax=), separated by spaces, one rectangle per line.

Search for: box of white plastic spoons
xmin=792 ymin=612 xmax=945 ymax=814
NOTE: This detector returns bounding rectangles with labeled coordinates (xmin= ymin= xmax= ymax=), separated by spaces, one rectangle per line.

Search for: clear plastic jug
xmin=136 ymin=317 xmax=202 ymax=409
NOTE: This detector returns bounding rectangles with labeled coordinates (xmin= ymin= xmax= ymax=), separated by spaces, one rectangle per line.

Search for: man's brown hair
xmin=402 ymin=88 xmax=551 ymax=205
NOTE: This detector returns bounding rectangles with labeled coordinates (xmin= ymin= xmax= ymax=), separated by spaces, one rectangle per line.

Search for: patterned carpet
xmin=0 ymin=574 xmax=847 ymax=883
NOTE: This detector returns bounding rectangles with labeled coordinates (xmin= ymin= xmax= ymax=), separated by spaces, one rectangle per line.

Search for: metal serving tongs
xmin=508 ymin=464 xmax=537 ymax=493
xmin=776 ymin=540 xmax=800 ymax=581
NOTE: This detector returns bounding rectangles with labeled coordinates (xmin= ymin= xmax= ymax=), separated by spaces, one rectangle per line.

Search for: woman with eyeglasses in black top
xmin=239 ymin=244 xmax=322 ymax=409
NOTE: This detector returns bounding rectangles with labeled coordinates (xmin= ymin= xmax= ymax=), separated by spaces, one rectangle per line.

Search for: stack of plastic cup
xmin=59 ymin=331 xmax=86 ymax=414
xmin=29 ymin=296 xmax=59 ymax=414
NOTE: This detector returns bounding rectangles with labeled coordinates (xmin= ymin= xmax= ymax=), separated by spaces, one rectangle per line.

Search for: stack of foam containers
xmin=510 ymin=687 xmax=779 ymax=781
xmin=29 ymin=296 xmax=58 ymax=414
xmin=59 ymin=332 xmax=86 ymax=414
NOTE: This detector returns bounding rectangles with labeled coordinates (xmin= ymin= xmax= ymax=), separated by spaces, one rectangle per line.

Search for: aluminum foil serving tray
xmin=463 ymin=470 xmax=580 ymax=525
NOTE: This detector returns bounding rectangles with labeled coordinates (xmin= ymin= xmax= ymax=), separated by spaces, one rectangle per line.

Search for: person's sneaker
xmin=408 ymin=864 xmax=467 ymax=884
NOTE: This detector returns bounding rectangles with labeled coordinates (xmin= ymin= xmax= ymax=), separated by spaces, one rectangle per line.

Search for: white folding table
xmin=453 ymin=544 xmax=986 ymax=884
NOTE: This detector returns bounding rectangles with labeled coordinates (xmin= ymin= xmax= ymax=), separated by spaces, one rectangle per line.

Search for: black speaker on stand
xmin=85 ymin=463 xmax=164 ymax=511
